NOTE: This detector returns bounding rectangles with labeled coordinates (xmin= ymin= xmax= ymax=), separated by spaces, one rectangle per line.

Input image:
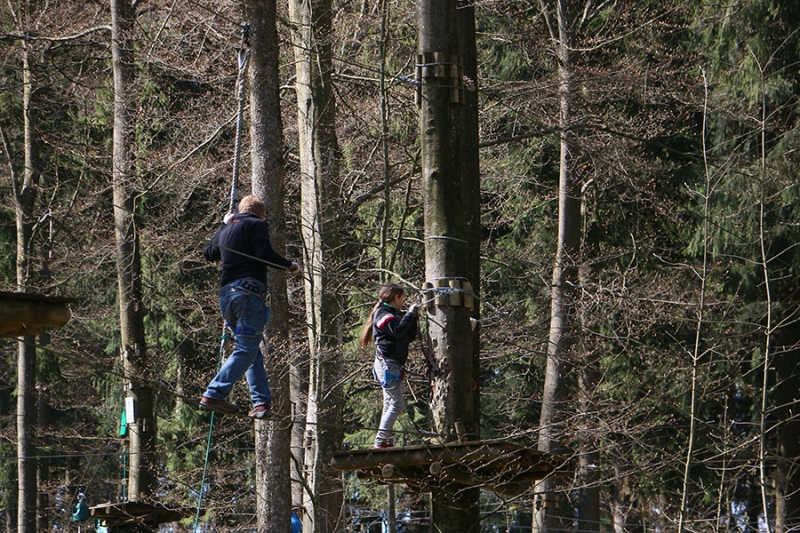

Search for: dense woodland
xmin=1 ymin=0 xmax=799 ymax=532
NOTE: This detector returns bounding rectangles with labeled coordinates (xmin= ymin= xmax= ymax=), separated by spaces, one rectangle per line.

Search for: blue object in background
xmin=72 ymin=501 xmax=89 ymax=522
xmin=291 ymin=510 xmax=302 ymax=533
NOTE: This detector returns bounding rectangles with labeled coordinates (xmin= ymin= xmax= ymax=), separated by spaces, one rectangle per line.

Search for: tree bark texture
xmin=418 ymin=1 xmax=479 ymax=532
xmin=16 ymin=338 xmax=36 ymax=533
xmin=576 ymin=193 xmax=600 ymax=532
xmin=244 ymin=1 xmax=294 ymax=531
xmin=456 ymin=0 xmax=482 ymax=438
xmin=534 ymin=1 xmax=579 ymax=531
xmin=111 ymin=0 xmax=156 ymax=502
xmin=15 ymin=31 xmax=41 ymax=533
xmin=246 ymin=1 xmax=294 ymax=531
xmin=288 ymin=0 xmax=345 ymax=531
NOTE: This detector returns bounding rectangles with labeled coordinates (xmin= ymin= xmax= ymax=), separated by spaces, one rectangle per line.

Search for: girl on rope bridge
xmin=359 ymin=283 xmax=420 ymax=448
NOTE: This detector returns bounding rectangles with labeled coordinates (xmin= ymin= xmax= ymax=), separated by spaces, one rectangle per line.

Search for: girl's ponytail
xmin=358 ymin=283 xmax=406 ymax=348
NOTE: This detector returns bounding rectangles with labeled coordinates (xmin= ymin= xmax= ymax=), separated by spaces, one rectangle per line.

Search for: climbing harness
xmin=231 ymin=278 xmax=272 ymax=304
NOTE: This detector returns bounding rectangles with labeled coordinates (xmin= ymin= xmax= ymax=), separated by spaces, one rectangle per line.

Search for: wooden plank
xmin=331 ymin=440 xmax=566 ymax=476
xmin=89 ymin=501 xmax=194 ymax=524
xmin=448 ymin=279 xmax=461 ymax=306
xmin=423 ymin=282 xmax=434 ymax=312
xmin=462 ymin=281 xmax=473 ymax=310
xmin=0 ymin=291 xmax=72 ymax=337
xmin=434 ymin=279 xmax=448 ymax=307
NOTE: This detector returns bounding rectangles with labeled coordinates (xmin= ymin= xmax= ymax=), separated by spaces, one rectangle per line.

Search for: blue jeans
xmin=373 ymin=355 xmax=404 ymax=446
xmin=204 ymin=279 xmax=272 ymax=407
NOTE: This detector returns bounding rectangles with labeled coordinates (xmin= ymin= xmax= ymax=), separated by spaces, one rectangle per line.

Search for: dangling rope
xmin=193 ymin=325 xmax=231 ymax=532
xmin=229 ymin=22 xmax=251 ymax=217
xmin=193 ymin=23 xmax=251 ymax=532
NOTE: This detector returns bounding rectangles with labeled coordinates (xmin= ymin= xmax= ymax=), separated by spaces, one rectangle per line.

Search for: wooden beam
xmin=0 ymin=291 xmax=73 ymax=338
xmin=331 ymin=440 xmax=571 ymax=491
xmin=89 ymin=501 xmax=194 ymax=525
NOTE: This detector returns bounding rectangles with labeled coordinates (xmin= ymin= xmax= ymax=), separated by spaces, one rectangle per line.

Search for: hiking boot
xmin=199 ymin=396 xmax=239 ymax=414
xmin=372 ymin=440 xmax=393 ymax=449
xmin=248 ymin=404 xmax=272 ymax=420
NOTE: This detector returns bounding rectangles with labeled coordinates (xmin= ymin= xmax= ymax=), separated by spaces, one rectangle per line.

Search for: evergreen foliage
xmin=1 ymin=0 xmax=798 ymax=531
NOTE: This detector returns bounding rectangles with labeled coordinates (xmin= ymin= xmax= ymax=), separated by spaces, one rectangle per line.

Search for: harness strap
xmin=230 ymin=280 xmax=271 ymax=306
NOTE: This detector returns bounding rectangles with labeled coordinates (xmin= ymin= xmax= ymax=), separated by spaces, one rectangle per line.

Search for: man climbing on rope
xmin=200 ymin=195 xmax=300 ymax=419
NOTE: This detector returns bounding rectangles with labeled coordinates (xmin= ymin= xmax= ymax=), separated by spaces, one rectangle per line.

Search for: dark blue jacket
xmin=373 ymin=302 xmax=417 ymax=365
xmin=204 ymin=212 xmax=292 ymax=287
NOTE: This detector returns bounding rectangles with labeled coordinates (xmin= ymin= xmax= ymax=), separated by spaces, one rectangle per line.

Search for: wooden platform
xmin=0 ymin=291 xmax=73 ymax=337
xmin=90 ymin=501 xmax=195 ymax=529
xmin=331 ymin=439 xmax=572 ymax=497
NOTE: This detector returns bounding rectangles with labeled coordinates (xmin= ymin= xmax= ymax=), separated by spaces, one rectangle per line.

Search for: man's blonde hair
xmin=238 ymin=195 xmax=265 ymax=218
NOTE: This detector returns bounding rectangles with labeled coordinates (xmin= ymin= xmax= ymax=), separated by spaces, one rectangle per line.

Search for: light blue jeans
xmin=204 ymin=279 xmax=272 ymax=407
xmin=374 ymin=355 xmax=404 ymax=446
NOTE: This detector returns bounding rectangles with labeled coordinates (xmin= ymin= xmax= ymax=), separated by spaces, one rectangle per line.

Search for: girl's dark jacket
xmin=373 ymin=302 xmax=418 ymax=365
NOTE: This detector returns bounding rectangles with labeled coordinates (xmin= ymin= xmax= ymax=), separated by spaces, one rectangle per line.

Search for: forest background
xmin=1 ymin=0 xmax=799 ymax=532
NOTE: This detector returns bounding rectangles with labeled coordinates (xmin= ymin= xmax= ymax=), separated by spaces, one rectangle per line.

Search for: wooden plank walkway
xmin=331 ymin=439 xmax=572 ymax=497
xmin=90 ymin=501 xmax=195 ymax=530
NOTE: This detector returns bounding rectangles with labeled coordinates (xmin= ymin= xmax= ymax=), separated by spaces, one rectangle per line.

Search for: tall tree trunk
xmin=246 ymin=2 xmax=293 ymax=532
xmin=290 ymin=349 xmax=308 ymax=510
xmin=111 ymin=0 xmax=155 ymax=502
xmin=534 ymin=1 xmax=578 ymax=531
xmin=456 ymin=0 xmax=482 ymax=437
xmin=417 ymin=1 xmax=479 ymax=532
xmin=577 ymin=348 xmax=600 ymax=533
xmin=287 ymin=1 xmax=345 ymax=531
xmin=15 ymin=31 xmax=41 ymax=533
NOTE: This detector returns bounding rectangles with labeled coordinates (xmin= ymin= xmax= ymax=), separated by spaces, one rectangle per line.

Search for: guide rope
xmin=193 ymin=325 xmax=230 ymax=532
xmin=227 ymin=22 xmax=251 ymax=216
xmin=194 ymin=23 xmax=250 ymax=532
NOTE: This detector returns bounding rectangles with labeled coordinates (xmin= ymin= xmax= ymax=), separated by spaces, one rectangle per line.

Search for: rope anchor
xmin=421 ymin=279 xmax=474 ymax=310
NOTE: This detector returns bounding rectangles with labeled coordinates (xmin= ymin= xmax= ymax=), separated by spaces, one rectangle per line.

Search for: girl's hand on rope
xmin=288 ymin=262 xmax=301 ymax=274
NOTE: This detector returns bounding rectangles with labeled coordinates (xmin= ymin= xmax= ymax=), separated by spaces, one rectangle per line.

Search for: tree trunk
xmin=534 ymin=1 xmax=579 ymax=531
xmin=456 ymin=0 xmax=482 ymax=438
xmin=246 ymin=1 xmax=293 ymax=532
xmin=111 ymin=0 xmax=155 ymax=502
xmin=15 ymin=33 xmax=41 ymax=533
xmin=287 ymin=0 xmax=345 ymax=531
xmin=290 ymin=352 xmax=308 ymax=509
xmin=418 ymin=1 xmax=479 ymax=531
xmin=577 ymin=350 xmax=600 ymax=533
xmin=576 ymin=192 xmax=599 ymax=533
